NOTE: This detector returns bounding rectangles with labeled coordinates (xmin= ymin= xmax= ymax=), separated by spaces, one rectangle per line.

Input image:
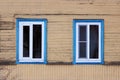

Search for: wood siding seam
xmin=14 ymin=14 xmax=120 ymax=17
xmin=0 ymin=21 xmax=15 ymax=30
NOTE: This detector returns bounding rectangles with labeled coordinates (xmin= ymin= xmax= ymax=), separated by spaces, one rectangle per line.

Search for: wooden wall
xmin=0 ymin=0 xmax=120 ymax=63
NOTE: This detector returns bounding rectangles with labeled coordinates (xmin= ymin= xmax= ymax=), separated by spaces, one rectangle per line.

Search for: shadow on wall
xmin=0 ymin=16 xmax=16 ymax=66
xmin=0 ymin=21 xmax=15 ymax=30
xmin=0 ymin=60 xmax=120 ymax=66
xmin=0 ymin=60 xmax=16 ymax=65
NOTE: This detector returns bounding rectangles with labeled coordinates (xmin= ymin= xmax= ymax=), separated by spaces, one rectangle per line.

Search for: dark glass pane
xmin=90 ymin=25 xmax=99 ymax=59
xmin=23 ymin=26 xmax=29 ymax=57
xmin=79 ymin=25 xmax=86 ymax=41
xmin=33 ymin=25 xmax=42 ymax=58
xmin=79 ymin=43 xmax=86 ymax=58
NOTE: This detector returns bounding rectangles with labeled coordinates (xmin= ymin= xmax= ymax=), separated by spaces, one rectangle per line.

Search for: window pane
xmin=90 ymin=25 xmax=99 ymax=58
xmin=79 ymin=43 xmax=87 ymax=58
xmin=33 ymin=25 xmax=42 ymax=58
xmin=79 ymin=25 xmax=86 ymax=41
xmin=23 ymin=26 xmax=29 ymax=57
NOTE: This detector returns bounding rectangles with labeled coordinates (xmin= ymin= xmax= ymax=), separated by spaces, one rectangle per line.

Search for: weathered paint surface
xmin=0 ymin=0 xmax=120 ymax=79
xmin=1 ymin=15 xmax=120 ymax=62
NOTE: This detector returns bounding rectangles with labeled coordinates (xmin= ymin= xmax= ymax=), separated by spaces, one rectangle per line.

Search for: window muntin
xmin=16 ymin=19 xmax=47 ymax=64
xmin=73 ymin=20 xmax=104 ymax=64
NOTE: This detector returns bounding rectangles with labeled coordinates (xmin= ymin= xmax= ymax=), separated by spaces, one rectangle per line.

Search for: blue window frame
xmin=16 ymin=18 xmax=47 ymax=64
xmin=73 ymin=19 xmax=104 ymax=64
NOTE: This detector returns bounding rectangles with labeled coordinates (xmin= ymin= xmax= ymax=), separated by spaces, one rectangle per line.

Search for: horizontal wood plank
xmin=0 ymin=0 xmax=120 ymax=16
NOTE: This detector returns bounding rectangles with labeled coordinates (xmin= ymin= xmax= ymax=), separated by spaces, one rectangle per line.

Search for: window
xmin=16 ymin=18 xmax=47 ymax=64
xmin=73 ymin=19 xmax=104 ymax=64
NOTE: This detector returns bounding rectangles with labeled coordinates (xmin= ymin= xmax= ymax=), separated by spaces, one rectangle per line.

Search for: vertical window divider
xmin=76 ymin=23 xmax=79 ymax=60
xmin=30 ymin=24 xmax=33 ymax=59
xmin=42 ymin=23 xmax=44 ymax=60
xmin=99 ymin=24 xmax=101 ymax=60
xmin=87 ymin=24 xmax=90 ymax=59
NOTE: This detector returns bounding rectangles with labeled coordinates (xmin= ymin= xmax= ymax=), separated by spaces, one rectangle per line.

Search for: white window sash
xmin=19 ymin=22 xmax=45 ymax=62
xmin=87 ymin=24 xmax=89 ymax=59
xmin=76 ymin=22 xmax=101 ymax=62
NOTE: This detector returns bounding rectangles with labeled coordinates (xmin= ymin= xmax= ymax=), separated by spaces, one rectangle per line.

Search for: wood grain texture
xmin=0 ymin=0 xmax=119 ymax=17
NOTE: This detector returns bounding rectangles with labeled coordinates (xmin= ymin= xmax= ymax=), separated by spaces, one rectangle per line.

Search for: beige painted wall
xmin=0 ymin=0 xmax=120 ymax=80
xmin=0 ymin=0 xmax=120 ymax=63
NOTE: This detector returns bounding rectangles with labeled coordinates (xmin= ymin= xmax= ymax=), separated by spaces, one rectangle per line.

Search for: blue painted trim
xmin=72 ymin=20 xmax=77 ymax=64
xmin=101 ymin=20 xmax=104 ymax=64
xmin=16 ymin=19 xmax=19 ymax=64
xmin=73 ymin=19 xmax=104 ymax=23
xmin=44 ymin=19 xmax=48 ymax=64
xmin=16 ymin=18 xmax=48 ymax=64
xmin=17 ymin=62 xmax=46 ymax=64
xmin=75 ymin=62 xmax=103 ymax=65
xmin=73 ymin=19 xmax=104 ymax=64
xmin=16 ymin=18 xmax=48 ymax=22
